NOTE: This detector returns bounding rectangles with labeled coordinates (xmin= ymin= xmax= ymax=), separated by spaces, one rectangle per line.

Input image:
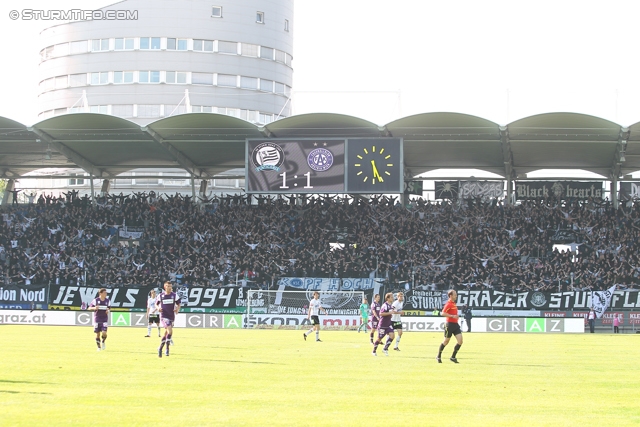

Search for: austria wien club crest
xmin=307 ymin=148 xmax=334 ymax=172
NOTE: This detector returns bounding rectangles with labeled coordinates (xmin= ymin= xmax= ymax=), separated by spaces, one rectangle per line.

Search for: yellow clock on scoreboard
xmin=346 ymin=138 xmax=402 ymax=193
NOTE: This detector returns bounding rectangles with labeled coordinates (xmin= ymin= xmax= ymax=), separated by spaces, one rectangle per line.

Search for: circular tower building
xmin=38 ymin=0 xmax=294 ymax=125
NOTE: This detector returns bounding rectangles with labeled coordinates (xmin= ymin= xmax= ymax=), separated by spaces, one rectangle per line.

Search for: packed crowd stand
xmin=1 ymin=190 xmax=639 ymax=292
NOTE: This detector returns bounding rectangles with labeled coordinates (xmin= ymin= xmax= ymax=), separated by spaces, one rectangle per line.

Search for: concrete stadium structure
xmin=37 ymin=0 xmax=294 ymax=125
xmin=2 ymin=111 xmax=640 ymax=205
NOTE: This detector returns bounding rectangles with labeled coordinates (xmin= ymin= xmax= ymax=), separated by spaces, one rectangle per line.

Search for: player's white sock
xmin=305 ymin=328 xmax=314 ymax=336
xmin=395 ymin=335 xmax=401 ymax=347
xmin=147 ymin=326 xmax=152 ymax=335
xmin=315 ymin=331 xmax=319 ymax=340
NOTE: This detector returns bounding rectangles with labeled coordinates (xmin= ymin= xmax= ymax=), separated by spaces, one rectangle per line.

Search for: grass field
xmin=1 ymin=326 xmax=638 ymax=427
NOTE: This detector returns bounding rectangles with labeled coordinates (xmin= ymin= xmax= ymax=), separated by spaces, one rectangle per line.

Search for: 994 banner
xmin=246 ymin=138 xmax=402 ymax=194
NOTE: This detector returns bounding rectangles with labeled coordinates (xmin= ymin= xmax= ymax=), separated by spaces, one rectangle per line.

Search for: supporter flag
xmin=591 ymin=285 xmax=617 ymax=319
xmin=435 ymin=181 xmax=458 ymax=200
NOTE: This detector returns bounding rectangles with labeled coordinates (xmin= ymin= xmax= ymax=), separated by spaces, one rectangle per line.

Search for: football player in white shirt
xmin=145 ymin=289 xmax=161 ymax=337
xmin=303 ymin=291 xmax=327 ymax=342
xmin=391 ymin=292 xmax=405 ymax=351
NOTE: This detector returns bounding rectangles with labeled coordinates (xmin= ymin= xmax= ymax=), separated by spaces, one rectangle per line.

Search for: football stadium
xmin=1 ymin=0 xmax=639 ymax=426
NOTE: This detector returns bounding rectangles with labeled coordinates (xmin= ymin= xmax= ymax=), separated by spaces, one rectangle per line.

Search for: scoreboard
xmin=246 ymin=138 xmax=403 ymax=194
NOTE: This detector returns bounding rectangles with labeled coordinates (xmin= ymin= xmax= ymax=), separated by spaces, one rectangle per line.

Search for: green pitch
xmin=1 ymin=326 xmax=638 ymax=426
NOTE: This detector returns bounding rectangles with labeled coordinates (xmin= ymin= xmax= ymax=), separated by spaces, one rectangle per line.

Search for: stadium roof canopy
xmin=1 ymin=111 xmax=639 ymax=180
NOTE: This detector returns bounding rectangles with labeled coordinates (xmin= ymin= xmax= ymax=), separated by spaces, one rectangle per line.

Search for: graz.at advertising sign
xmin=402 ymin=317 xmax=448 ymax=332
xmin=74 ymin=311 xmax=148 ymax=327
xmin=72 ymin=311 xmax=242 ymax=328
xmin=183 ymin=313 xmax=242 ymax=329
xmin=473 ymin=317 xmax=584 ymax=333
xmin=0 ymin=310 xmax=242 ymax=328
xmin=0 ymin=310 xmax=52 ymax=325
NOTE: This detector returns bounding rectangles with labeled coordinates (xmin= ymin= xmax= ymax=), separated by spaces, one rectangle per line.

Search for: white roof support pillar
xmin=28 ymin=127 xmax=107 ymax=177
xmin=610 ymin=127 xmax=630 ymax=209
xmin=499 ymin=126 xmax=515 ymax=204
xmin=142 ymin=127 xmax=205 ymax=178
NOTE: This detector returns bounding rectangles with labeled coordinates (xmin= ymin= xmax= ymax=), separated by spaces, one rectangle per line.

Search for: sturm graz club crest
xmin=530 ymin=291 xmax=547 ymax=307
xmin=307 ymin=148 xmax=334 ymax=172
xmin=251 ymin=142 xmax=285 ymax=172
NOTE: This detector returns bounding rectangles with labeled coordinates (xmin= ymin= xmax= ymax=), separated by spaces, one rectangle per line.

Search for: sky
xmin=1 ymin=0 xmax=639 ymax=129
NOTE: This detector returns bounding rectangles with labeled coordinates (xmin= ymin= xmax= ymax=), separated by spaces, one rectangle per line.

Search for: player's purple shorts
xmin=161 ymin=317 xmax=174 ymax=328
xmin=371 ymin=319 xmax=379 ymax=329
xmin=377 ymin=325 xmax=393 ymax=338
xmin=93 ymin=322 xmax=108 ymax=333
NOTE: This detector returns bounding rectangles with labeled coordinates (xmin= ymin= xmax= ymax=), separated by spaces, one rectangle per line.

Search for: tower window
xmin=114 ymin=71 xmax=134 ymax=84
xmin=256 ymin=11 xmax=264 ymax=24
xmin=91 ymin=39 xmax=109 ymax=52
xmin=166 ymin=72 xmax=187 ymax=84
xmin=115 ymin=38 xmax=134 ymax=50
xmin=139 ymin=71 xmax=160 ymax=83
xmin=167 ymin=38 xmax=188 ymax=51
xmin=140 ymin=37 xmax=161 ymax=50
xmin=212 ymin=6 xmax=222 ymax=18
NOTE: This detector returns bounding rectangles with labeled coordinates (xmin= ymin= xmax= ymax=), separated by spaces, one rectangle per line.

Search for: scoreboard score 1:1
xmin=246 ymin=139 xmax=346 ymax=193
xmin=246 ymin=138 xmax=403 ymax=194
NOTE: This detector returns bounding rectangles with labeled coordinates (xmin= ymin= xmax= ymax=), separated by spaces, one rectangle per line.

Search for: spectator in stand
xmin=1 ymin=191 xmax=640 ymax=292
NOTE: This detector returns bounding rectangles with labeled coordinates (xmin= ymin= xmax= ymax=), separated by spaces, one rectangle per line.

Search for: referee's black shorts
xmin=444 ymin=322 xmax=462 ymax=338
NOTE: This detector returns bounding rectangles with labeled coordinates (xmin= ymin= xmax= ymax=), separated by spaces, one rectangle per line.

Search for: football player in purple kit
xmin=370 ymin=294 xmax=381 ymax=345
xmin=372 ymin=293 xmax=398 ymax=356
xmin=156 ymin=281 xmax=181 ymax=358
xmin=88 ymin=288 xmax=111 ymax=351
